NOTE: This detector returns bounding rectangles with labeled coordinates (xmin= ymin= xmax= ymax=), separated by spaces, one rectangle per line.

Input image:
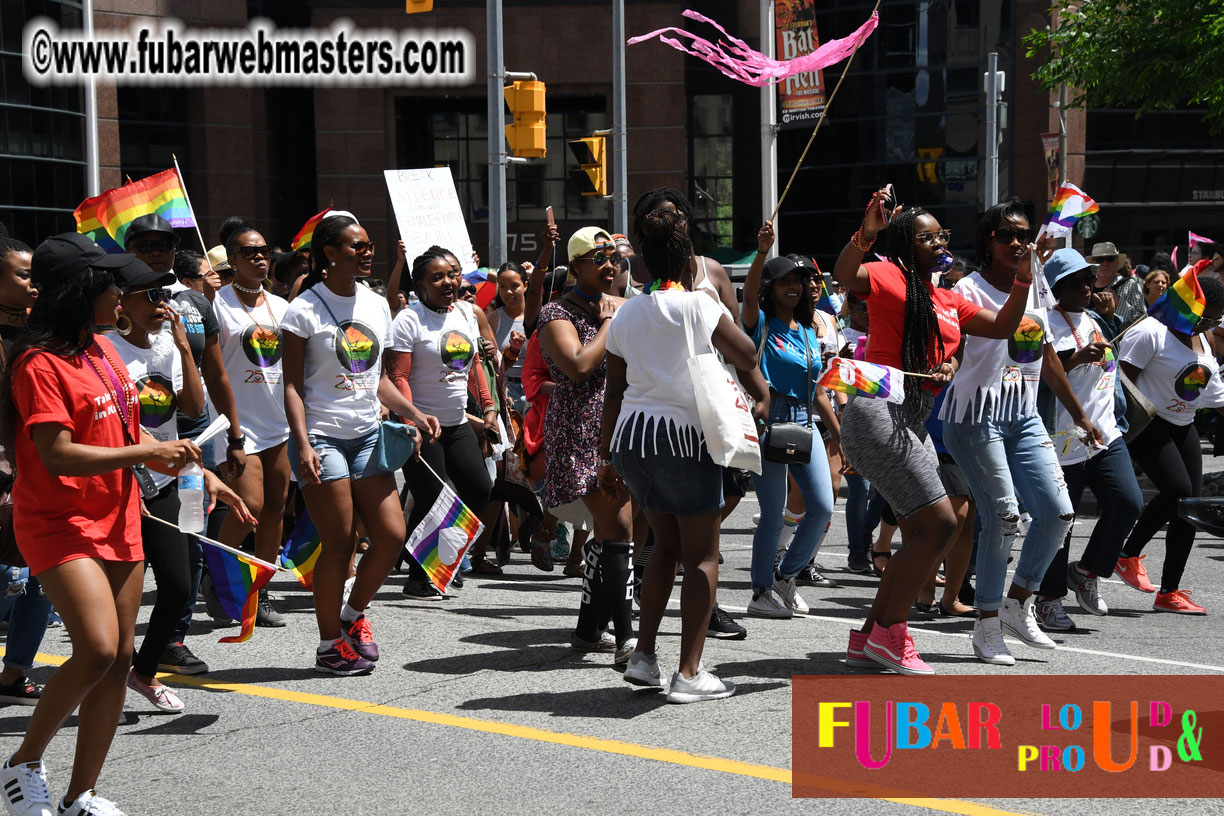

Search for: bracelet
xmin=1013 ymin=278 xmax=1032 ymax=289
xmin=226 ymin=435 xmax=245 ymax=448
xmin=850 ymin=229 xmax=875 ymax=253
xmin=597 ymin=457 xmax=613 ymax=468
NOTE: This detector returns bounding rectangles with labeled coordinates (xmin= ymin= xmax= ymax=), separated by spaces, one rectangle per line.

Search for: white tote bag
xmin=682 ymin=296 xmax=762 ymax=474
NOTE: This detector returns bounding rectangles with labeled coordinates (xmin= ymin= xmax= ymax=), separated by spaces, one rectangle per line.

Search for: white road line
xmin=673 ymin=599 xmax=1224 ymax=673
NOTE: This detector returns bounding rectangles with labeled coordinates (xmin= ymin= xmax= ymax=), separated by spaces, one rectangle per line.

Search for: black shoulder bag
xmin=761 ymin=323 xmax=815 ymax=465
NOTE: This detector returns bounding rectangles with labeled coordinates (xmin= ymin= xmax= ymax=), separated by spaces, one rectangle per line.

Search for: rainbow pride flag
xmin=281 ymin=510 xmax=322 ymax=590
xmin=404 ymin=482 xmax=484 ymax=593
xmin=200 ymin=538 xmax=277 ymax=643
xmin=291 ymin=207 xmax=333 ymax=251
xmin=818 ymin=358 xmax=906 ymax=405
xmin=1148 ymin=260 xmax=1207 ymax=336
xmin=813 ymin=265 xmax=836 ymax=315
xmin=74 ymin=169 xmax=194 ymax=253
xmin=1041 ymin=183 xmax=1099 ymax=238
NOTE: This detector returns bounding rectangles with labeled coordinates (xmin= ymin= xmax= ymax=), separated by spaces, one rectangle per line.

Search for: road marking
xmin=19 ymin=650 xmax=1031 ymax=816
xmin=705 ymin=604 xmax=1224 ymax=673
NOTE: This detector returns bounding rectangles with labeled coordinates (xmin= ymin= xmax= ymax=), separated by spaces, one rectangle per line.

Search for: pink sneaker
xmin=864 ymin=621 xmax=934 ymax=676
xmin=846 ymin=628 xmax=880 ymax=669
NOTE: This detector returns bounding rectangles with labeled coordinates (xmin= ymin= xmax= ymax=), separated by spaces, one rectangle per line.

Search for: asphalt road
xmin=3 ymin=458 xmax=1222 ymax=816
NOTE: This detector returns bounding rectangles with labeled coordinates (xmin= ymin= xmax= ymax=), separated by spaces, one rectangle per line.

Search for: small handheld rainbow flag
xmin=818 ymin=358 xmax=906 ymax=404
xmin=281 ymin=510 xmax=322 ymax=590
xmin=404 ymin=481 xmax=484 ymax=593
xmin=813 ymin=268 xmax=836 ymax=315
xmin=291 ymin=207 xmax=333 ymax=251
xmin=200 ymin=538 xmax=277 ymax=643
xmin=1148 ymin=260 xmax=1208 ymax=336
xmin=1041 ymin=183 xmax=1099 ymax=238
xmin=73 ymin=168 xmax=195 ymax=252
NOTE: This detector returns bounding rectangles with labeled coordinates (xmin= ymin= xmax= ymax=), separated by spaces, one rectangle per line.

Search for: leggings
xmin=1121 ymin=417 xmax=1201 ymax=593
xmin=401 ymin=422 xmax=493 ymax=579
xmin=134 ymin=486 xmax=192 ymax=677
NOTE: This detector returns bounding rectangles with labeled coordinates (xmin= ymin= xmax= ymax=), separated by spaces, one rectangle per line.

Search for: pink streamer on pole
xmin=627 ymin=9 xmax=879 ymax=88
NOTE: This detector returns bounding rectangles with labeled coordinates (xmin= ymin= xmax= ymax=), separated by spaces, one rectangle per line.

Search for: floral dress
xmin=538 ymin=299 xmax=605 ymax=509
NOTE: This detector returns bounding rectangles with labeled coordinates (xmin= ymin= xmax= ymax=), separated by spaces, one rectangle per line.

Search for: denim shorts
xmin=289 ymin=426 xmax=388 ymax=483
xmin=612 ymin=416 xmax=724 ymax=517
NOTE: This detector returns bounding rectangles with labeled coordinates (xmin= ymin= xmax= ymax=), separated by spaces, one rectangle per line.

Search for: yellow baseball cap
xmin=567 ymin=226 xmax=615 ymax=262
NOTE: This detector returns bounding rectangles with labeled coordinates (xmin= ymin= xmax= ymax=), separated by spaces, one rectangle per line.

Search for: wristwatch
xmin=226 ymin=435 xmax=246 ymax=448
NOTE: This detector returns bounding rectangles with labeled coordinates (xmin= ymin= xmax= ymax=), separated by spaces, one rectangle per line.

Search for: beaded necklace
xmin=644 ymin=279 xmax=685 ymax=294
xmin=79 ymin=341 xmax=138 ymax=445
xmin=232 ymin=284 xmax=280 ymax=331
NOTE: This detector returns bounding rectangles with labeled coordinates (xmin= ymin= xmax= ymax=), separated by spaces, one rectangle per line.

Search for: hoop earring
xmin=114 ymin=314 xmax=132 ymax=336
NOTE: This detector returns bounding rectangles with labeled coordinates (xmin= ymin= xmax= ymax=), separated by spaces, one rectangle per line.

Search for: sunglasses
xmin=916 ymin=229 xmax=952 ymax=247
xmin=993 ymin=228 xmax=1035 ymax=245
xmin=126 ymin=287 xmax=173 ymax=304
xmin=583 ymin=252 xmax=617 ymax=267
xmin=458 ymin=285 xmax=477 ymax=296
xmin=345 ymin=241 xmax=376 ymax=255
xmin=1095 ymin=255 xmax=1118 ymax=263
xmin=129 ymin=239 xmax=176 ymax=254
xmin=237 ymin=245 xmax=271 ymax=260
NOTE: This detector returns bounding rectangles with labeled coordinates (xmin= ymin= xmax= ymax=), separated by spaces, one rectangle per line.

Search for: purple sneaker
xmin=342 ymin=615 xmax=380 ymax=662
xmin=315 ymin=640 xmax=375 ymax=676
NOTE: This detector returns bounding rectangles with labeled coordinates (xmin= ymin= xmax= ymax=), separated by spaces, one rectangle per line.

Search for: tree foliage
xmin=1023 ymin=0 xmax=1224 ymax=130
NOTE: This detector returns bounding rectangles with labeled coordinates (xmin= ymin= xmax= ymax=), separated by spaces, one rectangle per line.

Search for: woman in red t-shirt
xmin=0 ymin=234 xmax=250 ymax=816
xmin=833 ymin=189 xmax=1032 ymax=677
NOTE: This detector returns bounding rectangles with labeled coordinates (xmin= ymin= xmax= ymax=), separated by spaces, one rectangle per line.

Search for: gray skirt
xmin=840 ymin=390 xmax=946 ymax=518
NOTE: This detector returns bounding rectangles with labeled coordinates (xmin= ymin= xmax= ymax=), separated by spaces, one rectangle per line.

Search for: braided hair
xmin=638 ymin=208 xmax=692 ymax=283
xmin=883 ymin=207 xmax=944 ymax=373
xmin=410 ymin=249 xmax=453 ymax=300
xmin=632 ymin=187 xmax=693 ymax=245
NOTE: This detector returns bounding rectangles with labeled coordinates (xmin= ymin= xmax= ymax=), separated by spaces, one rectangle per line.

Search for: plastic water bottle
xmin=177 ymin=461 xmax=205 ymax=533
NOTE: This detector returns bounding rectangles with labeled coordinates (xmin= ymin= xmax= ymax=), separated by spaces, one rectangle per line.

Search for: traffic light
xmin=404 ymin=0 xmax=433 ymax=12
xmin=504 ymin=80 xmax=547 ymax=159
xmin=568 ymin=136 xmax=606 ymax=197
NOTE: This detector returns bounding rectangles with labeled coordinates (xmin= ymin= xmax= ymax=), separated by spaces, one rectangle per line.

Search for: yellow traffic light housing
xmin=404 ymin=0 xmax=433 ymax=13
xmin=504 ymin=80 xmax=547 ymax=159
xmin=568 ymin=136 xmax=606 ymax=197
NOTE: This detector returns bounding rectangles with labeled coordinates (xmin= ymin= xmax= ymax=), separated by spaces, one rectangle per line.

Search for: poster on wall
xmin=384 ymin=167 xmax=476 ymax=273
xmin=776 ymin=0 xmax=826 ymax=129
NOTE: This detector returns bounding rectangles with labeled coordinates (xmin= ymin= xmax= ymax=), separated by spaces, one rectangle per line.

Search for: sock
xmin=574 ymin=540 xmax=605 ymax=641
xmin=783 ymin=510 xmax=804 ymax=527
xmin=600 ymin=540 xmax=634 ymax=646
xmin=340 ymin=603 xmax=362 ymax=623
xmin=318 ymin=638 xmax=339 ymax=652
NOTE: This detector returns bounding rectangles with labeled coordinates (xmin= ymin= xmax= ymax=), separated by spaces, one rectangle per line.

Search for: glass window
xmin=690 ymin=94 xmax=734 ymax=250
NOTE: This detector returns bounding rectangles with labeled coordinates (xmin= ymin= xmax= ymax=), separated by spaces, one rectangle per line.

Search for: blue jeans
xmin=1038 ymin=436 xmax=1143 ymax=597
xmin=750 ymin=400 xmax=835 ymax=594
xmin=944 ymin=412 xmax=1073 ymax=611
xmin=0 ymin=566 xmax=52 ymax=673
xmin=844 ymin=473 xmax=883 ymax=553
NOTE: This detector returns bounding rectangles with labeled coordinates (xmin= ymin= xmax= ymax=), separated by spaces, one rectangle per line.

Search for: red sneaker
xmin=846 ymin=628 xmax=880 ymax=669
xmin=1114 ymin=555 xmax=1156 ymax=593
xmin=864 ymin=621 xmax=935 ymax=676
xmin=342 ymin=615 xmax=380 ymax=662
xmin=1153 ymin=589 xmax=1206 ymax=615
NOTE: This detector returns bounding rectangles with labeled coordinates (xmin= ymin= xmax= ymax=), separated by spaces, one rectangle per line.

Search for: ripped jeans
xmin=943 ymin=412 xmax=1073 ymax=611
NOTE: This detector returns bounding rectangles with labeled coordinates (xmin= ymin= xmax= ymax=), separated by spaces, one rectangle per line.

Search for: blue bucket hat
xmin=1043 ymin=248 xmax=1096 ymax=292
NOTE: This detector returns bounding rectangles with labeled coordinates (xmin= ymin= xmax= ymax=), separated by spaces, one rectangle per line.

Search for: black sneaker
xmin=847 ymin=549 xmax=872 ymax=574
xmin=707 ymin=605 xmax=747 ymax=640
xmin=796 ymin=564 xmax=839 ymax=587
xmin=255 ymin=589 xmax=286 ymax=628
xmin=0 ymin=676 xmax=42 ymax=706
xmin=402 ymin=580 xmax=443 ymax=600
xmin=157 ymin=642 xmax=209 ymax=675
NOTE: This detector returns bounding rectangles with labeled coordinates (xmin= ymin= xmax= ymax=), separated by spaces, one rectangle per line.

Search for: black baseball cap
xmin=124 ymin=214 xmax=179 ymax=248
xmin=31 ymin=233 xmax=145 ymax=292
xmin=763 ymin=255 xmax=813 ymax=281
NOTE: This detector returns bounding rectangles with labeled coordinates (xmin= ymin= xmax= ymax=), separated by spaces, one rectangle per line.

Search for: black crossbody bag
xmin=761 ymin=323 xmax=815 ymax=465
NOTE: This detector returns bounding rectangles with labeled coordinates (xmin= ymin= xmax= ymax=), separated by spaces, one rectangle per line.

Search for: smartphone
xmin=546 ymin=205 xmax=555 ymax=228
xmin=879 ymin=184 xmax=896 ymax=224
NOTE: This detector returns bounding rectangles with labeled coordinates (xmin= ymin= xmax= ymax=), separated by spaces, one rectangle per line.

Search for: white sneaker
xmin=622 ymin=651 xmax=663 ymax=688
xmin=1000 ymin=596 xmax=1057 ymax=649
xmin=771 ymin=575 xmax=809 ymax=615
xmin=0 ymin=757 xmax=54 ymax=816
xmin=747 ymin=589 xmax=793 ymax=619
xmin=341 ymin=575 xmax=356 ymax=612
xmin=570 ymin=631 xmax=617 ymax=653
xmin=751 ymin=513 xmax=761 ymax=525
xmin=971 ymin=617 xmax=1016 ymax=666
xmin=1066 ymin=564 xmax=1107 ymax=616
xmin=613 ymin=637 xmax=637 ymax=665
xmin=666 ymin=670 xmax=736 ymax=703
xmin=57 ymin=790 xmax=126 ymax=816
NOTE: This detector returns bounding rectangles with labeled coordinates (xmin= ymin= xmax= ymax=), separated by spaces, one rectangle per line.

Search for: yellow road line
xmin=24 ymin=650 xmax=1034 ymax=816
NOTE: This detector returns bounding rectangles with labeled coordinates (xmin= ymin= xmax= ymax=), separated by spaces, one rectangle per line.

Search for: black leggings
xmin=1122 ymin=417 xmax=1202 ymax=592
xmin=134 ymin=485 xmax=192 ymax=677
xmin=401 ymin=422 xmax=493 ymax=579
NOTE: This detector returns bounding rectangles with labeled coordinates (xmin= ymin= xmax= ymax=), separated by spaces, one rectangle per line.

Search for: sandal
xmin=563 ymin=561 xmax=585 ymax=579
xmin=871 ymin=549 xmax=891 ymax=577
xmin=530 ymin=541 xmax=555 ymax=572
xmin=471 ymin=558 xmax=503 ymax=576
xmin=913 ymin=600 xmax=940 ymax=617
